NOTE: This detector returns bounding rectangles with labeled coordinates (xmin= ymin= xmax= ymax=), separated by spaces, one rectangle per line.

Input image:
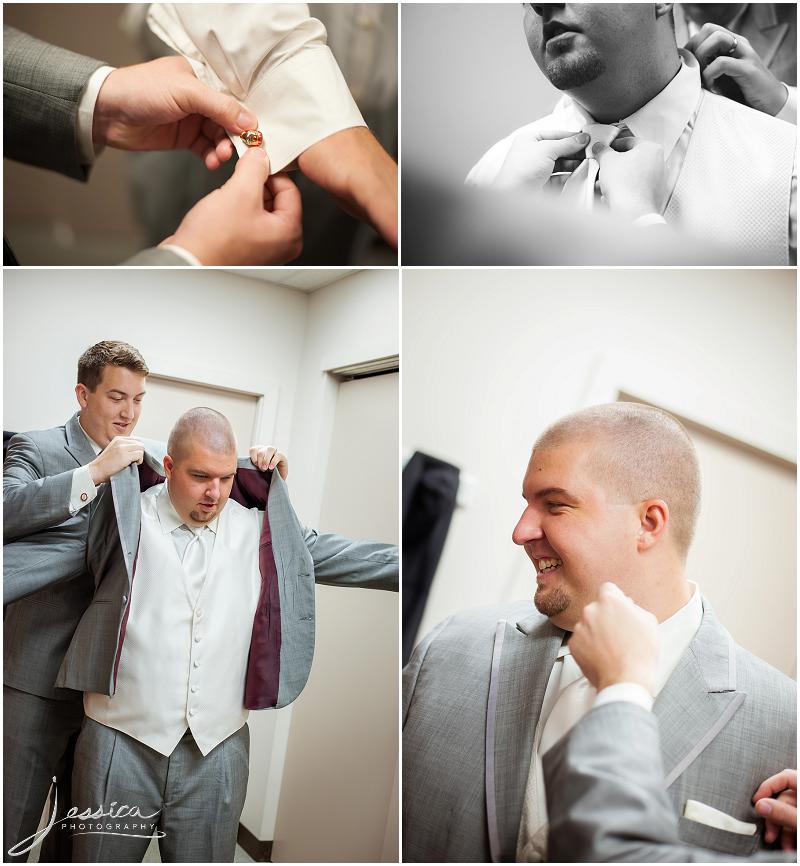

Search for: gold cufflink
xmin=80 ymin=492 xmax=88 ymax=502
xmin=240 ymin=130 xmax=263 ymax=147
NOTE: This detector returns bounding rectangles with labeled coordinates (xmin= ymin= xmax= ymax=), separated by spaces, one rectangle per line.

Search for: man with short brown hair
xmin=3 ymin=339 xmax=151 ymax=860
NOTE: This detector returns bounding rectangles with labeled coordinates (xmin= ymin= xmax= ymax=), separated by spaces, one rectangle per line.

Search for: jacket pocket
xmin=678 ymin=815 xmax=760 ymax=857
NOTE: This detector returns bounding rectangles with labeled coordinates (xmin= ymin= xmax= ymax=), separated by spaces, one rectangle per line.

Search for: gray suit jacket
xmin=402 ymin=599 xmax=796 ymax=861
xmin=3 ymin=413 xmax=98 ymax=699
xmin=3 ymin=26 xmax=184 ymax=266
xmin=544 ymin=701 xmax=795 ymax=862
xmin=5 ymin=445 xmax=398 ymax=707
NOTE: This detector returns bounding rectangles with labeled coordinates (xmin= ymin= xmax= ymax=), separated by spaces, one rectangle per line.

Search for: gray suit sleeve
xmin=303 ymin=526 xmax=398 ymax=591
xmin=543 ymin=701 xmax=793 ymax=863
xmin=3 ymin=26 xmax=105 ymax=180
xmin=3 ymin=519 xmax=88 ymax=603
xmin=3 ymin=434 xmax=75 ymax=542
xmin=122 ymin=248 xmax=190 ymax=266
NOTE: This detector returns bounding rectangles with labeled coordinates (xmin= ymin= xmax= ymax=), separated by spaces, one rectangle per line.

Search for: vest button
xmin=193 ymin=660 xmax=200 ymax=668
xmin=191 ymin=685 xmax=198 ymax=693
xmin=196 ymin=609 xmax=204 ymax=619
xmin=188 ymin=708 xmax=196 ymax=717
xmin=121 ymin=595 xmax=128 ymax=604
xmin=194 ymin=635 xmax=202 ymax=643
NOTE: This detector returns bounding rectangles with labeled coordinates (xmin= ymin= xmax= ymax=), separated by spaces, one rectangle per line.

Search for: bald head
xmin=167 ymin=408 xmax=238 ymax=463
xmin=534 ymin=402 xmax=701 ymax=559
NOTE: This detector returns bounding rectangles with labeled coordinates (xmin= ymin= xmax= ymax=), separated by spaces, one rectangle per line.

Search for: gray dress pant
xmin=3 ymin=685 xmax=85 ymax=862
xmin=70 ymin=719 xmax=249 ymax=863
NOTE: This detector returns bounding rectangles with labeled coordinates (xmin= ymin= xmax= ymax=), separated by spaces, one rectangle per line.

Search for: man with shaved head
xmin=5 ymin=406 xmax=397 ymax=861
xmin=403 ymin=402 xmax=795 ymax=861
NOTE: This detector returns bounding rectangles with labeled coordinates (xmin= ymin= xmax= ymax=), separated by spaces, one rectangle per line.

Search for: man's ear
xmin=75 ymin=383 xmax=89 ymax=409
xmin=163 ymin=454 xmax=174 ymax=479
xmin=637 ymin=499 xmax=669 ymax=551
xmin=654 ymin=3 xmax=674 ymax=20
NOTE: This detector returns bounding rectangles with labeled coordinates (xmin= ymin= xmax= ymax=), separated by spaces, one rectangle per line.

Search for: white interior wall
xmin=2 ymin=269 xmax=307 ymax=444
xmin=403 ymin=269 xmax=796 ymax=663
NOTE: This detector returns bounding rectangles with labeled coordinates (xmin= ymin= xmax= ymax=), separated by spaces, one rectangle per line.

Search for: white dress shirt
xmin=146 ymin=3 xmax=366 ymax=169
xmin=517 ymin=582 xmax=704 ymax=861
xmin=468 ymin=51 xmax=796 ymax=259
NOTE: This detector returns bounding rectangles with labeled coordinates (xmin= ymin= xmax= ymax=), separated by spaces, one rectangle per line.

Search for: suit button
xmin=122 ymin=595 xmax=127 ymax=604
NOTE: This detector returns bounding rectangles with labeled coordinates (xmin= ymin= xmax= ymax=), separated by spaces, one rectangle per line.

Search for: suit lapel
xmin=486 ymin=612 xmax=562 ymax=862
xmin=747 ymin=4 xmax=788 ymax=70
xmin=64 ymin=412 xmax=97 ymax=467
xmin=654 ymin=599 xmax=745 ymax=789
xmin=110 ymin=464 xmax=143 ymax=581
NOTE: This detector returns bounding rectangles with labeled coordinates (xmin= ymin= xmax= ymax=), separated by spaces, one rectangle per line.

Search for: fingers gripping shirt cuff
xmin=77 ymin=65 xmax=115 ymax=165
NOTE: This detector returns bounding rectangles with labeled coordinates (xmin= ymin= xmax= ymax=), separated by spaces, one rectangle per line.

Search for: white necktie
xmin=517 ymin=650 xmax=598 ymax=862
xmin=178 ymin=525 xmax=213 ymax=606
xmin=539 ymin=651 xmax=596 ymax=755
xmin=560 ymin=122 xmax=626 ymax=212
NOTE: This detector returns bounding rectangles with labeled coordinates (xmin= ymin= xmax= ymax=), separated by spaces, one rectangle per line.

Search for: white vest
xmin=85 ymin=486 xmax=262 ymax=756
xmin=665 ymin=92 xmax=794 ymax=264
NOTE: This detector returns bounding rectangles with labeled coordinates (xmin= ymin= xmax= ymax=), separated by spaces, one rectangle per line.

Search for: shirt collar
xmin=155 ymin=482 xmax=219 ymax=537
xmin=655 ymin=579 xmax=703 ymax=692
xmin=557 ymin=579 xmax=703 ymax=681
xmin=624 ymin=50 xmax=701 ymax=158
xmin=77 ymin=417 xmax=103 ymax=456
xmin=556 ymin=49 xmax=701 ymax=159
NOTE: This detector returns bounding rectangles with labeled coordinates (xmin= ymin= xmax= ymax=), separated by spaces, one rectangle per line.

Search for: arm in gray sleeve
xmin=3 ymin=434 xmax=77 ymax=542
xmin=3 ymin=25 xmax=105 ymax=179
xmin=543 ymin=702 xmax=794 ymax=863
xmin=303 ymin=526 xmax=398 ymax=592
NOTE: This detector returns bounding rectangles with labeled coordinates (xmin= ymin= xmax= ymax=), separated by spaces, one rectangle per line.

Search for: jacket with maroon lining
xmin=5 ymin=449 xmax=398 ymax=710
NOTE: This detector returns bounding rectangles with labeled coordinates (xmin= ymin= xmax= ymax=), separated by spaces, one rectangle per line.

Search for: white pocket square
xmin=683 ymin=799 xmax=757 ymax=836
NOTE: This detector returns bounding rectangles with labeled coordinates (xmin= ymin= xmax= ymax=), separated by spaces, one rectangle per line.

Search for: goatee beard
xmin=544 ymin=50 xmax=605 ymax=91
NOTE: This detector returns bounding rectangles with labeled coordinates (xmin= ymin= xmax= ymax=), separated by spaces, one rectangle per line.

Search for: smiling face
xmin=512 ymin=439 xmax=642 ymax=629
xmin=522 ymin=4 xmax=658 ymax=91
xmin=75 ymin=365 xmax=146 ymax=447
xmin=163 ymin=443 xmax=237 ymax=527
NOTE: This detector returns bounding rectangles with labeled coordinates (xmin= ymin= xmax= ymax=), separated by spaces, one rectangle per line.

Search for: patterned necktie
xmin=560 ymin=122 xmax=631 ymax=211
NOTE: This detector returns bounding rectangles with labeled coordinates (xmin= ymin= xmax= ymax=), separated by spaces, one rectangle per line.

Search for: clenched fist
xmin=88 ymin=437 xmax=145 ymax=485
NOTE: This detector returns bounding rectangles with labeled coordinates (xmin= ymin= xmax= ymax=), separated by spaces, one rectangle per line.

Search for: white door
xmin=271 ymin=372 xmax=399 ymax=862
xmin=133 ymin=375 xmax=259 ymax=447
xmin=686 ymin=424 xmax=796 ymax=677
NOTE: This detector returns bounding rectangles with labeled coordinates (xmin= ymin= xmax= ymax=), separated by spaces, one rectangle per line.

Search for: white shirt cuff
xmin=157 ymin=244 xmax=203 ymax=266
xmin=77 ymin=65 xmax=115 ymax=165
xmin=69 ymin=465 xmax=98 ymax=515
xmin=594 ymin=682 xmax=654 ymax=712
xmin=633 ymin=213 xmax=668 ymax=228
xmin=776 ymin=84 xmax=797 ymax=125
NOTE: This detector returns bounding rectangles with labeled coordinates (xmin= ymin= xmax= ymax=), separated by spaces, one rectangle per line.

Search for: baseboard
xmin=237 ymin=823 xmax=273 ymax=862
